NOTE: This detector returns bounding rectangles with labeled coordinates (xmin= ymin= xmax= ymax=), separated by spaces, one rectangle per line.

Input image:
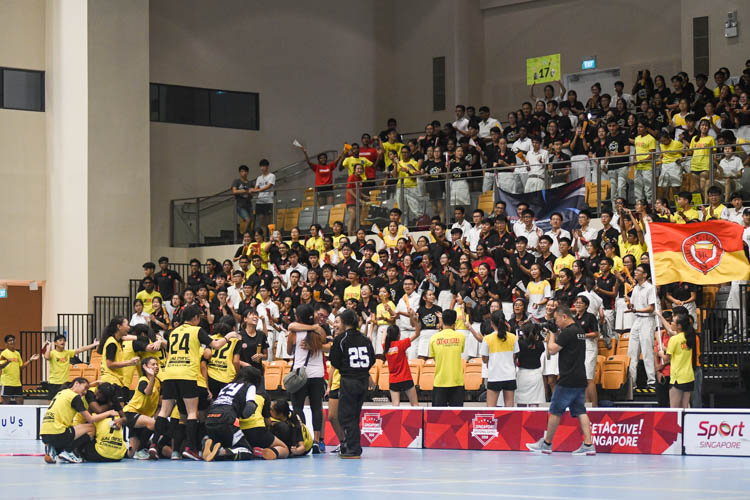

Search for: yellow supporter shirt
xmin=618 ymin=235 xmax=647 ymax=261
xmin=660 ymin=139 xmax=684 ymax=164
xmin=332 ymin=234 xmax=347 ymax=249
xmin=48 ymin=349 xmax=75 ymax=385
xmin=123 ymin=376 xmax=161 ymax=417
xmin=689 ymin=135 xmax=715 ymax=172
xmin=41 ymin=389 xmax=88 ymax=435
xmin=454 ymin=306 xmax=468 ymax=331
xmin=135 ymin=290 xmax=163 ymax=315
xmin=376 ymin=301 xmax=396 ymax=325
xmin=671 ymin=208 xmax=700 ymax=224
xmin=397 ymin=159 xmax=420 ymax=188
xmin=344 ymin=284 xmax=362 ymax=302
xmin=667 ymin=332 xmax=695 ymax=384
xmin=429 ymin=328 xmax=465 ymax=387
xmin=553 ymin=254 xmax=576 ymax=275
xmin=381 ymin=141 xmax=405 ymax=168
xmin=342 ymin=156 xmax=371 ymax=179
xmin=0 ymin=349 xmax=23 ymax=387
xmin=634 ymin=134 xmax=657 ymax=169
xmin=93 ymin=417 xmax=127 ymax=460
xmin=306 ymin=236 xmax=325 ymax=255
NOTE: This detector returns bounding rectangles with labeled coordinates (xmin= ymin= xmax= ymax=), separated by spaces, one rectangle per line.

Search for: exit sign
xmin=0 ymin=288 xmax=6 ymax=298
xmin=581 ymin=57 xmax=597 ymax=70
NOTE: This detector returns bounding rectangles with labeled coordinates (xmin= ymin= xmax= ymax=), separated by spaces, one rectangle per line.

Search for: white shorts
xmin=418 ymin=329 xmax=438 ymax=358
xmin=541 ymin=345 xmax=558 ymax=376
xmin=450 ymin=180 xmax=470 ymax=206
xmin=658 ymin=162 xmax=682 ymax=187
xmin=437 ymin=290 xmax=454 ymax=311
xmin=515 ymin=367 xmax=546 ymax=405
xmin=373 ymin=325 xmax=388 ymax=355
xmin=460 ymin=329 xmax=478 ymax=359
xmin=585 ymin=346 xmax=598 ymax=380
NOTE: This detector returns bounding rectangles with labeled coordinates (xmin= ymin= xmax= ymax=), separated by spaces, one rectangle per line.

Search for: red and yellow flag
xmin=646 ymin=221 xmax=750 ymax=285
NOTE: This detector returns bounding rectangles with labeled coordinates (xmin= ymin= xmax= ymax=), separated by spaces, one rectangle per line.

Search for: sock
xmin=544 ymin=440 xmax=552 ymax=446
xmin=138 ymin=428 xmax=152 ymax=450
xmin=185 ymin=419 xmax=198 ymax=451
xmin=71 ymin=434 xmax=91 ymax=453
xmin=173 ymin=423 xmax=186 ymax=453
xmin=150 ymin=416 xmax=169 ymax=446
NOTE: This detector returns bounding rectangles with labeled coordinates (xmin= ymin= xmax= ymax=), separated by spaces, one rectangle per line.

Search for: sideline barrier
xmin=683 ymin=409 xmax=750 ymax=457
xmin=0 ymin=405 xmax=43 ymax=440
xmin=423 ymin=408 xmax=682 ymax=455
xmin=323 ymin=407 xmax=423 ymax=448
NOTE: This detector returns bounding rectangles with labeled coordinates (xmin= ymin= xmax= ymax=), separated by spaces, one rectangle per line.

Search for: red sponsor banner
xmin=424 ymin=408 xmax=682 ymax=455
xmin=323 ymin=407 xmax=423 ymax=448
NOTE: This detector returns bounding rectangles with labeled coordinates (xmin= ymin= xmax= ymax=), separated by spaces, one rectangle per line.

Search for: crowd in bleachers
xmin=9 ymin=61 xmax=749 ymax=464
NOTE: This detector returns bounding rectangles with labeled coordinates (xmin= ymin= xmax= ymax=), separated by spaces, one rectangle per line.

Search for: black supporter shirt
xmin=605 ymin=133 xmax=630 ymax=169
xmin=239 ymin=331 xmax=268 ymax=370
xmin=155 ymin=269 xmax=181 ymax=299
xmin=555 ymin=324 xmax=587 ymax=388
xmin=417 ymin=305 xmax=442 ymax=330
xmin=232 ymin=178 xmax=252 ymax=208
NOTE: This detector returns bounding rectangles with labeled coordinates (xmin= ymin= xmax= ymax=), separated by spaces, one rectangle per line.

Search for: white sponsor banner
xmin=0 ymin=405 xmax=37 ymax=440
xmin=683 ymin=411 xmax=750 ymax=456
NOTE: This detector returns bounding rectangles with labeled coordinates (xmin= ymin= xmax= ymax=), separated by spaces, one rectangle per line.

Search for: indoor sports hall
xmin=1 ymin=0 xmax=750 ymax=498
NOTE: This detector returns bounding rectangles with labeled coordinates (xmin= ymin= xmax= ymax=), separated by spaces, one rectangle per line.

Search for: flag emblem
xmin=682 ymin=232 xmax=724 ymax=275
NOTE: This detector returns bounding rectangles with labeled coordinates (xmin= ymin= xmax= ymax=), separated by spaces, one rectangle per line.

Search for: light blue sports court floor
xmin=1 ymin=439 xmax=748 ymax=499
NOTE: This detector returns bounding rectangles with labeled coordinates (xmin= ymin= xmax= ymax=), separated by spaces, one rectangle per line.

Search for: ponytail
xmin=383 ymin=325 xmax=401 ymax=354
xmin=98 ymin=316 xmax=127 ymax=354
xmin=490 ymin=311 xmax=507 ymax=341
xmin=677 ymin=316 xmax=698 ymax=366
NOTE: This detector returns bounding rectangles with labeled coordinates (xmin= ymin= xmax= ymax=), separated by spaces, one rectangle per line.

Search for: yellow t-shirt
xmin=671 ymin=208 xmax=700 ymax=224
xmin=611 ymin=255 xmax=624 ymax=273
xmin=121 ymin=340 xmax=137 ymax=389
xmin=0 ymin=349 xmax=23 ymax=387
xmin=553 ymin=254 xmax=575 ymax=275
xmin=671 ymin=113 xmax=688 ymax=129
xmin=48 ymin=349 xmax=75 ymax=385
xmin=331 ymin=368 xmax=341 ymax=391
xmin=660 ymin=139 xmax=683 ymax=164
xmin=239 ymin=392 xmax=267 ymax=430
xmin=306 ymin=236 xmax=325 ymax=254
xmin=634 ymin=134 xmax=656 ymax=169
xmin=99 ymin=337 xmax=125 ymax=386
xmin=618 ymin=235 xmax=646 ymax=261
xmin=454 ymin=306 xmax=468 ymax=330
xmin=702 ymin=204 xmax=726 ymax=221
xmin=332 ymin=234 xmax=347 ymax=249
xmin=397 ymin=159 xmax=420 ymax=188
xmin=481 ymin=332 xmax=519 ymax=382
xmin=344 ymin=284 xmax=362 ymax=302
xmin=41 ymin=389 xmax=88 ymax=435
xmin=135 ymin=290 xmax=163 ymax=315
xmin=93 ymin=417 xmax=127 ymax=460
xmin=163 ymin=324 xmax=205 ymax=382
xmin=342 ymin=156 xmax=371 ymax=179
xmin=429 ymin=329 xmax=465 ymax=387
xmin=376 ymin=301 xmax=396 ymax=325
xmin=123 ymin=376 xmax=161 ymax=417
xmin=206 ymin=334 xmax=240 ymax=383
xmin=689 ymin=135 xmax=716 ymax=172
xmin=381 ymin=141 xmax=405 ymax=168
xmin=667 ymin=332 xmax=695 ymax=384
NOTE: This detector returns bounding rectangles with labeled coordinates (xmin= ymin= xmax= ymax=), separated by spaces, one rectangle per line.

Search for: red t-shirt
xmin=358 ymin=147 xmax=378 ymax=178
xmin=346 ymin=174 xmax=360 ymax=206
xmin=386 ymin=337 xmax=412 ymax=384
xmin=311 ymin=161 xmax=335 ymax=186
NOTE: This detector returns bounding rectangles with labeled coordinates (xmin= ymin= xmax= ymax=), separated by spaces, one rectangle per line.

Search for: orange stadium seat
xmin=378 ymin=362 xmax=390 ymax=391
xmin=408 ymin=359 xmax=424 ymax=387
xmin=82 ymin=367 xmax=98 ymax=383
xmin=601 ymin=355 xmax=630 ymax=390
xmin=264 ymin=364 xmax=283 ymax=392
xmin=598 ymin=337 xmax=615 ymax=357
xmin=616 ymin=334 xmax=629 ymax=356
xmin=68 ymin=366 xmax=84 ymax=381
xmin=595 ymin=355 xmax=605 ymax=385
xmin=418 ymin=359 xmax=436 ymax=391
xmin=464 ymin=358 xmax=483 ymax=391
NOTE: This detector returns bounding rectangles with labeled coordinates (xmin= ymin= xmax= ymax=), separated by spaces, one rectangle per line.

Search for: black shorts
xmin=255 ymin=203 xmax=273 ymax=215
xmin=243 ymin=427 xmax=275 ymax=449
xmin=2 ymin=385 xmax=23 ymax=397
xmin=672 ymin=381 xmax=694 ymax=392
xmin=389 ymin=380 xmax=415 ymax=392
xmin=41 ymin=427 xmax=75 ymax=452
xmin=47 ymin=384 xmax=63 ymax=399
xmin=80 ymin=442 xmax=120 ymax=462
xmin=328 ymin=389 xmax=339 ymax=400
xmin=316 ymin=185 xmax=333 ymax=193
xmin=208 ymin=378 xmax=228 ymax=400
xmin=198 ymin=386 xmax=210 ymax=411
xmin=487 ymin=380 xmax=517 ymax=392
xmin=125 ymin=411 xmax=142 ymax=430
xmin=161 ymin=379 xmax=199 ymax=401
xmin=206 ymin=423 xmax=247 ymax=449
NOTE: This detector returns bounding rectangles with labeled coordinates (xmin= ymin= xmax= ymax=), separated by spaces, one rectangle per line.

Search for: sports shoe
xmin=311 ymin=441 xmax=321 ymax=454
xmin=203 ymin=438 xmax=221 ymax=463
xmin=171 ymin=450 xmax=181 ymax=460
xmin=526 ymin=438 xmax=552 ymax=454
xmin=148 ymin=444 xmax=159 ymax=460
xmin=44 ymin=445 xmax=57 ymax=464
xmin=182 ymin=447 xmax=201 ymax=461
xmin=318 ymin=441 xmax=326 ymax=452
xmin=329 ymin=445 xmax=341 ymax=454
xmin=58 ymin=451 xmax=82 ymax=464
xmin=572 ymin=442 xmax=596 ymax=456
xmin=133 ymin=449 xmax=150 ymax=460
xmin=253 ymin=447 xmax=277 ymax=460
xmin=339 ymin=452 xmax=361 ymax=459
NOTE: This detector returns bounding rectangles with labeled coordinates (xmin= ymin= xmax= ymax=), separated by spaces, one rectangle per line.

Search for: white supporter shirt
xmin=466 ymin=225 xmax=482 ymax=252
xmin=227 ymin=285 xmax=243 ymax=310
xmin=395 ymin=291 xmax=421 ymax=331
xmin=630 ymin=281 xmax=656 ymax=317
xmin=284 ymin=264 xmax=308 ymax=288
xmin=744 ymin=226 xmax=750 ymax=249
xmin=479 ymin=117 xmax=501 ymax=139
xmin=479 ymin=333 xmax=519 ymax=382
xmin=511 ymin=137 xmax=532 ymax=154
xmin=257 ymin=300 xmax=280 ymax=334
xmin=526 ymin=149 xmax=549 ymax=177
xmin=576 ymin=226 xmax=600 ymax=258
xmin=453 ymin=117 xmax=469 ymax=139
xmin=255 ymin=173 xmax=276 ymax=204
xmin=515 ymin=224 xmax=541 ymax=257
xmin=452 ymin=219 xmax=473 ymax=238
xmin=545 ymin=228 xmax=571 ymax=258
xmin=722 ymin=207 xmax=745 ymax=224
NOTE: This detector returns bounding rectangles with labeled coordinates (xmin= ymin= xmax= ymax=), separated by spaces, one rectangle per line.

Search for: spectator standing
xmin=253 ymin=159 xmax=275 ymax=233
xmin=527 ymin=305 xmax=595 ymax=455
xmin=627 ymin=265 xmax=657 ymax=389
xmin=135 ymin=277 xmax=163 ymax=315
xmin=429 ymin=309 xmax=465 ymax=407
xmin=516 ymin=322 xmax=546 ymax=407
xmin=479 ymin=311 xmax=518 ymax=407
xmin=604 ymin=118 xmax=631 ymax=207
xmin=154 ymin=257 xmax=183 ymax=300
xmin=525 ymin=136 xmax=548 ymax=192
xmin=660 ymin=316 xmax=697 ymax=409
xmin=299 ymin=146 xmax=344 ymax=206
xmin=345 ymin=164 xmax=368 ymax=237
xmin=633 ymin=121 xmax=657 ymax=203
xmin=477 ymin=106 xmax=501 ymax=139
xmin=453 ymin=105 xmax=470 ymax=139
xmin=231 ymin=165 xmax=253 ymax=234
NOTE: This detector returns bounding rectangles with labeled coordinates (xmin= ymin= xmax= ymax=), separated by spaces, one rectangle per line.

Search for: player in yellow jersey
xmin=325 ymin=323 xmax=345 ymax=454
xmin=123 ymin=357 xmax=161 ymax=459
xmin=96 ymin=317 xmax=141 ymax=401
xmin=79 ymin=414 xmax=128 ymax=462
xmin=270 ymin=399 xmax=313 ymax=456
xmin=147 ymin=305 xmax=239 ymax=461
xmin=40 ymin=378 xmax=120 ymax=464
xmin=1 ymin=334 xmax=41 ymax=404
xmin=43 ymin=334 xmax=99 ymax=399
xmin=206 ymin=321 xmax=241 ymax=397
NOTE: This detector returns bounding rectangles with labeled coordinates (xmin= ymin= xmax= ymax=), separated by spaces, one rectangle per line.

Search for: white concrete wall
xmin=0 ymin=0 xmax=47 ymax=282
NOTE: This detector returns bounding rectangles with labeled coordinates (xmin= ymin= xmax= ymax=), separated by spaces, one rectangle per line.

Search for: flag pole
xmin=644 ymin=220 xmax=664 ymax=349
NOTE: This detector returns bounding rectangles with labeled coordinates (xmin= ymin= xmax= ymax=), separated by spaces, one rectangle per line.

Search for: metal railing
xmin=93 ymin=296 xmax=131 ymax=339
xmin=169 ymin=141 xmax=750 ymax=247
xmin=18 ymin=330 xmax=50 ymax=389
xmin=57 ymin=314 xmax=95 ymax=364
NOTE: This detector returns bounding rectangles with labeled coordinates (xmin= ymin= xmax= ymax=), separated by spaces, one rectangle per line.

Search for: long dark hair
xmin=98 ymin=316 xmax=127 ymax=354
xmin=294 ymin=304 xmax=322 ymax=353
xmin=676 ymin=315 xmax=698 ymax=366
xmin=383 ymin=325 xmax=401 ymax=354
xmin=490 ymin=311 xmax=507 ymax=341
xmin=271 ymin=399 xmax=300 ymax=428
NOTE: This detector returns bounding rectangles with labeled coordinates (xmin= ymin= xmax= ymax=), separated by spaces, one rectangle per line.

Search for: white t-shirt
xmin=395 ymin=291 xmax=421 ymax=331
xmin=479 ymin=118 xmax=501 ymax=139
xmin=575 ymin=226 xmax=600 ymax=258
xmin=255 ymin=173 xmax=276 ymax=204
xmin=511 ymin=137 xmax=532 ymax=154
xmin=453 ymin=117 xmax=469 ymax=139
xmin=720 ymin=156 xmax=743 ymax=178
xmin=257 ymin=300 xmax=280 ymax=333
xmin=526 ymin=149 xmax=549 ymax=176
xmin=722 ymin=207 xmax=745 ymax=225
xmin=480 ymin=333 xmax=519 ymax=382
xmin=545 ymin=228 xmax=571 ymax=258
xmin=291 ymin=330 xmax=325 ymax=378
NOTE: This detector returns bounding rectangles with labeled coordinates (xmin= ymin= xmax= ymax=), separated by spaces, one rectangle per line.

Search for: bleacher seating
xmin=601 ymin=355 xmax=630 ymax=390
xmin=417 ymin=359 xmax=436 ymax=391
xmin=378 ymin=363 xmax=390 ymax=391
xmin=464 ymin=358 xmax=484 ymax=391
xmin=616 ymin=334 xmax=630 ymax=356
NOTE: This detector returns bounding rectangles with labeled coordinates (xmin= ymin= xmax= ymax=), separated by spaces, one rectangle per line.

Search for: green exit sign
xmin=581 ymin=57 xmax=597 ymax=70
xmin=0 ymin=288 xmax=6 ymax=298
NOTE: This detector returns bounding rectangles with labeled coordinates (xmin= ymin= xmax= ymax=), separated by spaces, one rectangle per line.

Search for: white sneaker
xmin=571 ymin=442 xmax=596 ymax=456
xmin=58 ymin=451 xmax=82 ymax=463
xmin=526 ymin=438 xmax=552 ymax=454
xmin=133 ymin=449 xmax=151 ymax=460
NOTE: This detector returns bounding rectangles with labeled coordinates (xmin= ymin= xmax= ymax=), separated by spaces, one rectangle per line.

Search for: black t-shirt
xmin=556 ymin=324 xmax=587 ymax=388
xmin=448 ymin=159 xmax=470 ymax=179
xmin=386 ymin=281 xmax=404 ymax=304
xmin=503 ymin=125 xmax=520 ymax=144
xmin=667 ymin=282 xmax=696 ymax=302
xmin=423 ymin=160 xmax=446 ymax=180
xmin=508 ymin=251 xmax=535 ymax=286
xmin=595 ymin=273 xmax=618 ymax=310
xmin=591 ymin=138 xmax=608 ymax=159
xmin=232 ymin=178 xmax=252 ymax=208
xmin=554 ymin=284 xmax=579 ymax=309
xmin=536 ymin=253 xmax=556 ymax=281
xmin=575 ymin=311 xmax=599 ymax=334
xmin=605 ymin=133 xmax=630 ymax=168
xmin=239 ymin=331 xmax=268 ymax=370
xmin=597 ymin=227 xmax=620 ymax=251
xmin=417 ymin=305 xmax=442 ymax=330
xmin=154 ymin=269 xmax=181 ymax=299
xmin=518 ymin=337 xmax=545 ymax=369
